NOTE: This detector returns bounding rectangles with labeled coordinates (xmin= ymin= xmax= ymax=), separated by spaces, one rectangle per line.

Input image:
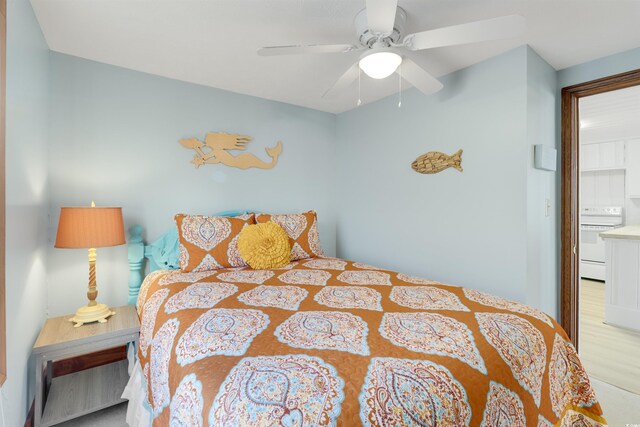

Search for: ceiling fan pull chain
xmin=398 ymin=63 xmax=402 ymax=108
xmin=357 ymin=67 xmax=362 ymax=107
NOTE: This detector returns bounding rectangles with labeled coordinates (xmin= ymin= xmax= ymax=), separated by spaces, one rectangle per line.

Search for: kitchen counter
xmin=599 ymin=227 xmax=640 ymax=331
xmin=600 ymin=225 xmax=640 ymax=240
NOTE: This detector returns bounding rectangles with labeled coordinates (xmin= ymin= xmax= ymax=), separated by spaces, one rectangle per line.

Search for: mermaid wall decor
xmin=180 ymin=132 xmax=283 ymax=169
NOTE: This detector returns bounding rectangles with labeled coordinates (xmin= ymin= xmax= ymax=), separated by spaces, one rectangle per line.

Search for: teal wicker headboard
xmin=127 ymin=209 xmax=256 ymax=305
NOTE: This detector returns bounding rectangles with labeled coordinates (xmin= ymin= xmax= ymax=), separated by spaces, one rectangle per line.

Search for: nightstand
xmin=32 ymin=305 xmax=140 ymax=427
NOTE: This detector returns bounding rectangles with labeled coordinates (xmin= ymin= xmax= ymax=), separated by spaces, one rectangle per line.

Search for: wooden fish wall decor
xmin=411 ymin=149 xmax=463 ymax=174
xmin=180 ymin=132 xmax=283 ymax=170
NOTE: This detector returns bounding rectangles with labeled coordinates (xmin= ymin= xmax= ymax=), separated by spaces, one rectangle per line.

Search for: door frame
xmin=561 ymin=68 xmax=640 ymax=348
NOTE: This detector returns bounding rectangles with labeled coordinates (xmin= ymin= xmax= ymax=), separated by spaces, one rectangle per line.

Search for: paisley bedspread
xmin=136 ymin=258 xmax=606 ymax=426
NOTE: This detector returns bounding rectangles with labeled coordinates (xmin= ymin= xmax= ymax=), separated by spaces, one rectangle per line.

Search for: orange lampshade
xmin=55 ymin=206 xmax=126 ymax=249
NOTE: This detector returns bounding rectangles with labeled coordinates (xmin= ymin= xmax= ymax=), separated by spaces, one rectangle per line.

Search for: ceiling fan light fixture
xmin=359 ymin=50 xmax=402 ymax=79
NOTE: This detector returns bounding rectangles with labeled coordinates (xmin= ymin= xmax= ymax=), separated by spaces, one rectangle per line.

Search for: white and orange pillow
xmin=255 ymin=210 xmax=324 ymax=261
xmin=175 ymin=213 xmax=255 ymax=272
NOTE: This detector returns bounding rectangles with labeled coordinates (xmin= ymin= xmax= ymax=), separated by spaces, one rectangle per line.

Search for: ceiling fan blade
xmin=257 ymin=44 xmax=359 ymax=56
xmin=404 ymin=15 xmax=525 ymax=51
xmin=366 ymin=0 xmax=399 ymax=35
xmin=322 ymin=62 xmax=360 ymax=99
xmin=398 ymin=59 xmax=443 ymax=96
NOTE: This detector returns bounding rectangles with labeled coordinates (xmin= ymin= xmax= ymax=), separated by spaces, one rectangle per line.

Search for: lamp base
xmin=69 ymin=303 xmax=115 ymax=328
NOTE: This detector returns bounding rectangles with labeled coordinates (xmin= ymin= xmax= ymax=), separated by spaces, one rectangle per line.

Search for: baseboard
xmin=24 ymin=345 xmax=127 ymax=426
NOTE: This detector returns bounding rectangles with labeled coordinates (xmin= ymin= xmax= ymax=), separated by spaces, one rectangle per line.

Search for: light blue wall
xmin=336 ymin=47 xmax=531 ymax=304
xmin=47 ymin=53 xmax=337 ymax=316
xmin=526 ymin=48 xmax=558 ymax=317
xmin=336 ymin=46 xmax=558 ymax=314
xmin=1 ymin=0 xmax=50 ymax=425
xmin=43 ymin=44 xmax=640 ymax=323
xmin=558 ymin=47 xmax=640 ymax=89
xmin=333 ymin=45 xmax=640 ymax=318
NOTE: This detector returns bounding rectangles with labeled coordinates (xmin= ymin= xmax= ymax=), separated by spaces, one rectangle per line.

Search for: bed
xmin=123 ymin=213 xmax=607 ymax=426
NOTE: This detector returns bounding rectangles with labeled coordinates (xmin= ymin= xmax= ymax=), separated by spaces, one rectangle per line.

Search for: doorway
xmin=561 ymin=70 xmax=640 ymax=421
xmin=561 ymin=68 xmax=640 ymax=346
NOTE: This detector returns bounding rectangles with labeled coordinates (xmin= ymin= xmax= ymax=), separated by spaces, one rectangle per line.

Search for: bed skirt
xmin=122 ymin=345 xmax=152 ymax=427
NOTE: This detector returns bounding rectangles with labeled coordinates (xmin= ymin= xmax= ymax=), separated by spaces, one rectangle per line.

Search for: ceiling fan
xmin=257 ymin=0 xmax=525 ymax=98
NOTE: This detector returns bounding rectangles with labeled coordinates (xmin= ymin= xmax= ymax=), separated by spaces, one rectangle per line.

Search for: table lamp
xmin=55 ymin=202 xmax=125 ymax=327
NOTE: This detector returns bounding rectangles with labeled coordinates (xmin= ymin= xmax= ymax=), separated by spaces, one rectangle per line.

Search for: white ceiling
xmin=31 ymin=0 xmax=640 ymax=114
xmin=580 ymin=84 xmax=640 ymax=143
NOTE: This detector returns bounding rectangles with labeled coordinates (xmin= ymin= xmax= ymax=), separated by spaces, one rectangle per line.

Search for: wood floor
xmin=579 ymin=279 xmax=640 ymax=395
xmin=591 ymin=378 xmax=640 ymax=426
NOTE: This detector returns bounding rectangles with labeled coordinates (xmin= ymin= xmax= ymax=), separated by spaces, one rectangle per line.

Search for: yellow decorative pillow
xmin=238 ymin=222 xmax=291 ymax=269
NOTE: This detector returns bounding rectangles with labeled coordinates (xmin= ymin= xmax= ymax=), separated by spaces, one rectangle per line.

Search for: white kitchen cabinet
xmin=600 ymin=226 xmax=640 ymax=331
xmin=626 ymin=139 xmax=640 ymax=198
xmin=581 ymin=143 xmax=599 ymax=170
xmin=581 ymin=140 xmax=625 ymax=171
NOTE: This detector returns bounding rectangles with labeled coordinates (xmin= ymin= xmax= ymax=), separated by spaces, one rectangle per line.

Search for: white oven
xmin=580 ymin=206 xmax=623 ymax=281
